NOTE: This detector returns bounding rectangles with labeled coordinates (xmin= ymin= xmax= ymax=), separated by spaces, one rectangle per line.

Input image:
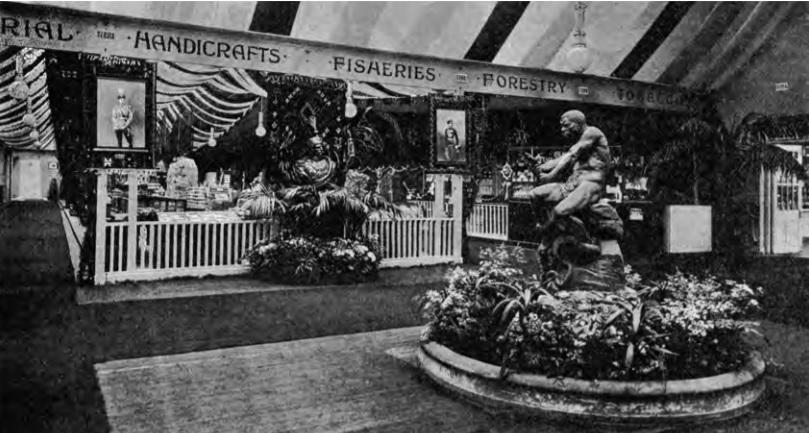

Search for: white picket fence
xmin=408 ymin=200 xmax=456 ymax=218
xmin=100 ymin=219 xmax=277 ymax=283
xmin=99 ymin=215 xmax=463 ymax=282
xmin=96 ymin=206 xmax=504 ymax=284
xmin=363 ymin=217 xmax=461 ymax=268
xmin=466 ymin=203 xmax=509 ymax=241
xmin=93 ymin=172 xmax=466 ymax=285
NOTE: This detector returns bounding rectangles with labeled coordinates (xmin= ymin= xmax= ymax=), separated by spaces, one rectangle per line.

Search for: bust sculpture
xmin=291 ymin=116 xmax=337 ymax=187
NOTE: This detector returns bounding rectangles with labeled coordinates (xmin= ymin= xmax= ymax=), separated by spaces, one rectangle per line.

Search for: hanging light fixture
xmin=255 ymin=98 xmax=267 ymax=137
xmin=344 ymin=80 xmax=357 ymax=119
xmin=29 ymin=129 xmax=39 ymax=141
xmin=566 ymin=2 xmax=593 ymax=74
xmin=8 ymin=51 xmax=30 ymax=101
xmin=22 ymin=97 xmax=36 ymax=127
xmin=207 ymin=127 xmax=217 ymax=147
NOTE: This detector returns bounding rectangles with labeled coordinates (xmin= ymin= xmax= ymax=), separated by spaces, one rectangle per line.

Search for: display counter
xmin=158 ymin=210 xmax=244 ymax=223
xmin=138 ymin=195 xmax=187 ymax=212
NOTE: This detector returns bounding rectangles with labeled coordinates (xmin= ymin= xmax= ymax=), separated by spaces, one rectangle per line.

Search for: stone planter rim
xmin=421 ymin=341 xmax=765 ymax=397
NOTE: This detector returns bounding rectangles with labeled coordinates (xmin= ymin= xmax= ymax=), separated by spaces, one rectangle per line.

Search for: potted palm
xmin=648 ymin=113 xmax=807 ymax=255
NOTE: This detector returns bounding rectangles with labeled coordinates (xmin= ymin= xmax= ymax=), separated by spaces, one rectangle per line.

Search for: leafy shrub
xmin=245 ymin=234 xmax=382 ymax=285
xmin=418 ymin=245 xmax=763 ymax=381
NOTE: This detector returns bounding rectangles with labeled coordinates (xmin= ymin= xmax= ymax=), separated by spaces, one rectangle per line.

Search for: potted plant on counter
xmin=647 ymin=113 xmax=807 ymax=256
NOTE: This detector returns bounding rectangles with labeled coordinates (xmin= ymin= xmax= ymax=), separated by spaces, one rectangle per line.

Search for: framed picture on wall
xmin=83 ymin=56 xmax=156 ymax=169
xmin=430 ymin=97 xmax=471 ymax=168
xmin=96 ymin=78 xmax=148 ymax=150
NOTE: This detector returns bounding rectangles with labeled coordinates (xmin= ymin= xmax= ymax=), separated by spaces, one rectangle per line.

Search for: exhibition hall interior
xmin=2 ymin=2 xmax=809 ymax=433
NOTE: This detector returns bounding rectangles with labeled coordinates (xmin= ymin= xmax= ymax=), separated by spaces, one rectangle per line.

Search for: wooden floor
xmin=95 ymin=327 xmax=504 ymax=433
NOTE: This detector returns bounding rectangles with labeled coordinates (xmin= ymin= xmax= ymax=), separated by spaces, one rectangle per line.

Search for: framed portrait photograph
xmin=96 ymin=78 xmax=148 ymax=150
xmin=430 ymin=97 xmax=471 ymax=168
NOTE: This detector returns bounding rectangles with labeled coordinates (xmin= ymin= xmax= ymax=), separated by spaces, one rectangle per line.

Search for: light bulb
xmin=344 ymin=80 xmax=357 ymax=118
xmin=566 ymin=43 xmax=593 ymax=73
xmin=29 ymin=130 xmax=39 ymax=140
xmin=34 ymin=140 xmax=41 ymax=148
xmin=345 ymin=101 xmax=357 ymax=119
xmin=255 ymin=110 xmax=266 ymax=137
xmin=208 ymin=127 xmax=216 ymax=147
xmin=22 ymin=113 xmax=36 ymax=127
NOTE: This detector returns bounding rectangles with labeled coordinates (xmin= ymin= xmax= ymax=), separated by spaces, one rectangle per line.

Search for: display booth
xmin=0 ymin=2 xmax=702 ymax=285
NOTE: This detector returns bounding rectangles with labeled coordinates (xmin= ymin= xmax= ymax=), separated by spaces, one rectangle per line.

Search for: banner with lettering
xmin=0 ymin=1 xmax=701 ymax=113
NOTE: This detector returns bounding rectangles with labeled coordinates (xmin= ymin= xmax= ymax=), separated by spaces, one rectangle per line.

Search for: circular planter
xmin=418 ymin=342 xmax=766 ymax=426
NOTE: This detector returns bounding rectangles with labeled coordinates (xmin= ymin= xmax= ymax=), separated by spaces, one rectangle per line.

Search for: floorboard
xmin=95 ymin=327 xmax=497 ymax=433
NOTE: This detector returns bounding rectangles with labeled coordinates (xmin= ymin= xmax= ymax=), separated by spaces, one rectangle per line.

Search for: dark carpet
xmin=0 ymin=200 xmax=73 ymax=289
xmin=0 ymin=271 xmax=440 ymax=433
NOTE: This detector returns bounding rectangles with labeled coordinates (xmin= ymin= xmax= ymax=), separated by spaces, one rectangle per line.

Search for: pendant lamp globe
xmin=207 ymin=127 xmax=217 ymax=147
xmin=567 ymin=2 xmax=593 ymax=74
xmin=344 ymin=80 xmax=357 ymax=119
xmin=567 ymin=43 xmax=593 ymax=73
xmin=255 ymin=110 xmax=267 ymax=137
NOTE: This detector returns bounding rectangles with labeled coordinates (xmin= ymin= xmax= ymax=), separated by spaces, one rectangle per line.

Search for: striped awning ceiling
xmin=0 ymin=47 xmax=56 ymax=151
xmin=34 ymin=1 xmax=798 ymax=90
xmin=4 ymin=1 xmax=801 ymax=150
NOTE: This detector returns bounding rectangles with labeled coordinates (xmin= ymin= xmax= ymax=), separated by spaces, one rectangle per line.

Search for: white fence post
xmin=126 ymin=172 xmax=138 ymax=273
xmin=433 ymin=174 xmax=446 ymax=254
xmin=94 ymin=171 xmax=108 ymax=285
xmin=466 ymin=203 xmax=509 ymax=241
xmin=450 ymin=174 xmax=463 ymax=261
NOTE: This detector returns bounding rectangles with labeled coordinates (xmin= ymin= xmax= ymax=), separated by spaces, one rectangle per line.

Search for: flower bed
xmin=416 ymin=245 xmax=767 ymax=423
xmin=418 ymin=341 xmax=766 ymax=425
xmin=418 ymin=245 xmax=764 ymax=382
xmin=245 ymin=235 xmax=382 ymax=285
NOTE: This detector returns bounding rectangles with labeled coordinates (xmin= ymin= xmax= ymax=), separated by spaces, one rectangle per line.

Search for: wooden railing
xmin=408 ymin=200 xmax=456 ymax=218
xmin=102 ymin=215 xmax=463 ymax=281
xmin=101 ymin=220 xmax=276 ymax=283
xmin=466 ymin=203 xmax=509 ymax=241
xmin=93 ymin=171 xmax=466 ymax=284
xmin=362 ymin=217 xmax=461 ymax=268
xmin=409 ymin=200 xmax=435 ymax=218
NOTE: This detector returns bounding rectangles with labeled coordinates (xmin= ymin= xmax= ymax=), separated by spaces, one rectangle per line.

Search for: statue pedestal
xmin=567 ymin=240 xmax=625 ymax=291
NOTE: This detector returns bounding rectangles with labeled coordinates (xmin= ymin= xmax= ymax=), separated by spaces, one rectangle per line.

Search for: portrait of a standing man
xmin=435 ymin=108 xmax=467 ymax=165
xmin=112 ymin=88 xmax=134 ymax=147
xmin=96 ymin=78 xmax=146 ymax=149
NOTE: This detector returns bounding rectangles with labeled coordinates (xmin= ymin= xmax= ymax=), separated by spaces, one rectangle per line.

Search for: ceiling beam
xmin=0 ymin=1 xmax=700 ymax=113
xmin=703 ymin=2 xmax=797 ymax=90
xmin=611 ymin=2 xmax=694 ymax=79
xmin=657 ymin=1 xmax=750 ymax=85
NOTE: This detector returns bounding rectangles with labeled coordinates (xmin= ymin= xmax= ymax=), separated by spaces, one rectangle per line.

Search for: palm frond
xmin=679 ymin=117 xmax=718 ymax=141
xmin=314 ymin=190 xmax=331 ymax=216
xmin=734 ymin=144 xmax=808 ymax=182
xmin=648 ymin=139 xmax=698 ymax=166
xmin=244 ymin=186 xmax=286 ymax=219
xmin=375 ymin=111 xmax=404 ymax=146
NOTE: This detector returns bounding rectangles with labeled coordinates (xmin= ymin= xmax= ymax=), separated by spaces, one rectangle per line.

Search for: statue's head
xmin=308 ymin=134 xmax=325 ymax=156
xmin=560 ymin=110 xmax=586 ymax=139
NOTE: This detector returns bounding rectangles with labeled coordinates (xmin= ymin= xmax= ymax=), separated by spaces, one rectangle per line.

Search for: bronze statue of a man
xmin=527 ymin=110 xmax=611 ymax=232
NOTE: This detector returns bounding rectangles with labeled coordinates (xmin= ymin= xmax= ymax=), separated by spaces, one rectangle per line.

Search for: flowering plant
xmin=245 ymin=234 xmax=382 ymax=284
xmin=418 ymin=245 xmax=763 ymax=381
